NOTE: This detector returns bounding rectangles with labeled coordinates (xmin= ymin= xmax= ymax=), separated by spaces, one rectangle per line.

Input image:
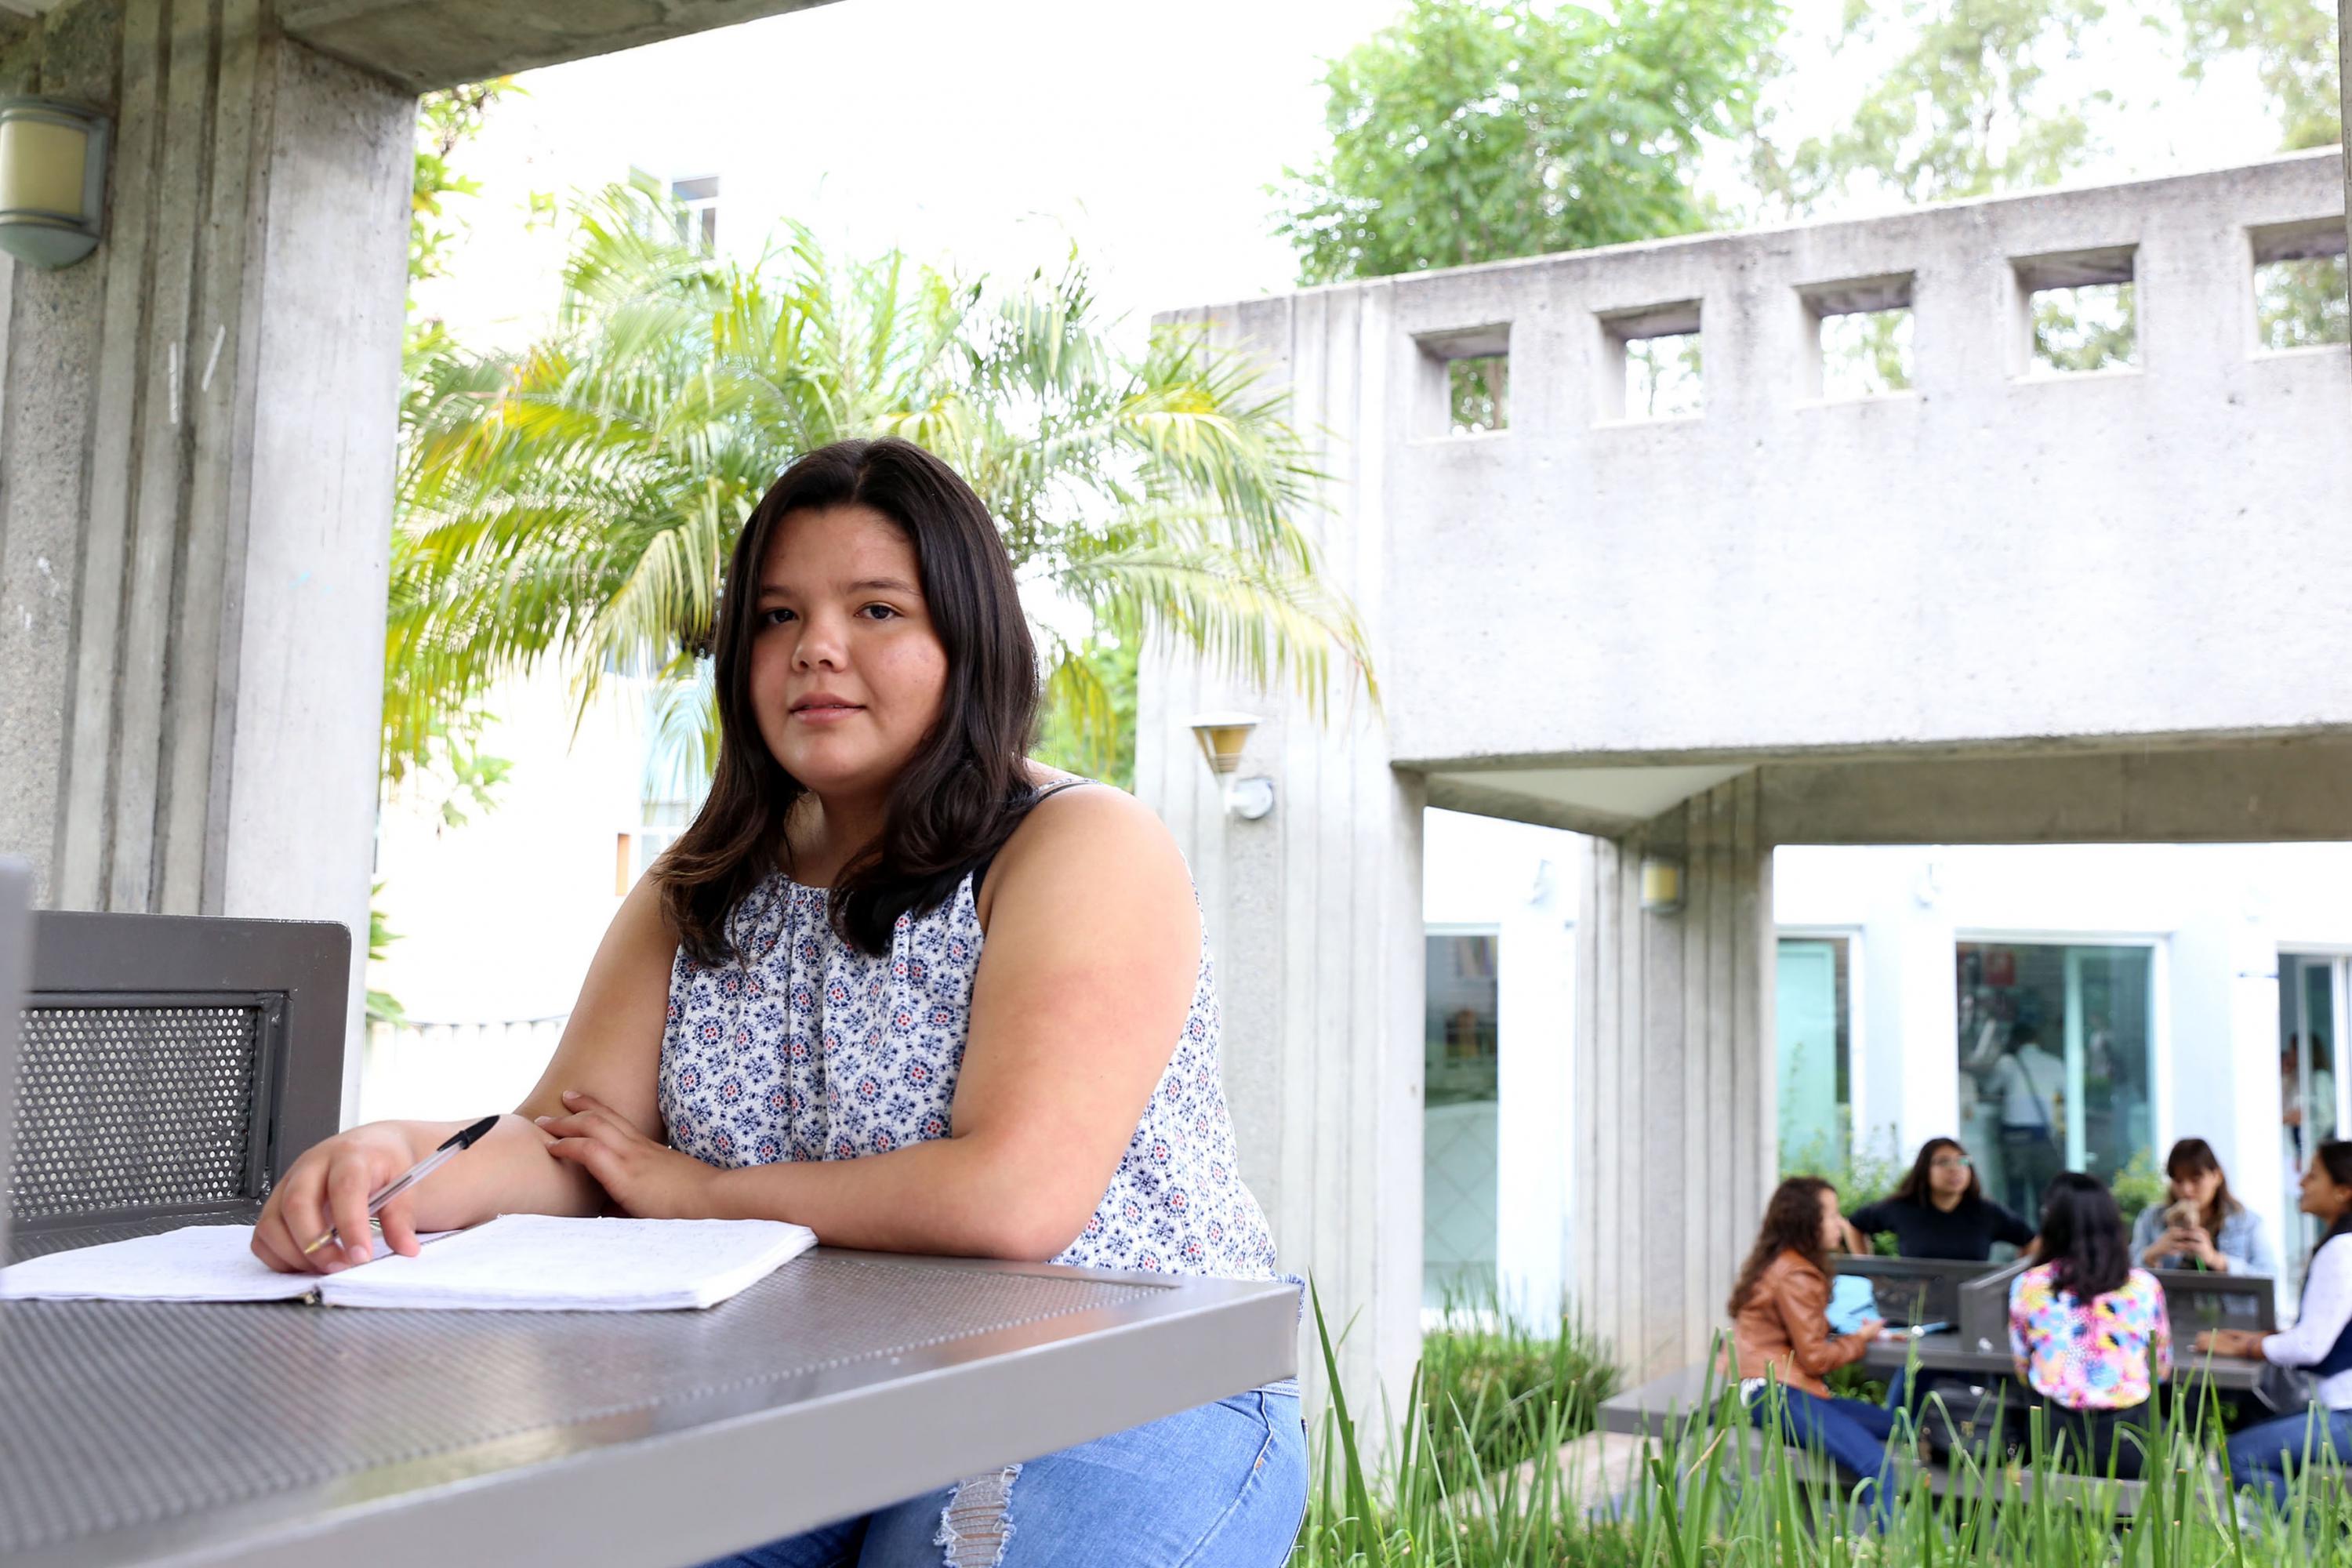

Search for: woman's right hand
xmin=250 ymin=1121 xmax=432 ymax=1275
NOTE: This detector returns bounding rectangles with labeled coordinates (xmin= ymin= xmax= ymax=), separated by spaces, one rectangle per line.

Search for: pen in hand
xmin=299 ymin=1114 xmax=501 ymax=1258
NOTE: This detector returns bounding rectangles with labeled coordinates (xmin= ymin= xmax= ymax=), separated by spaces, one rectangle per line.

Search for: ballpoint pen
xmin=300 ymin=1114 xmax=501 ymax=1256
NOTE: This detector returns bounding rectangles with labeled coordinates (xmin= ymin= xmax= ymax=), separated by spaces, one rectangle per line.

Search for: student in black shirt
xmin=1846 ymin=1138 xmax=2038 ymax=1261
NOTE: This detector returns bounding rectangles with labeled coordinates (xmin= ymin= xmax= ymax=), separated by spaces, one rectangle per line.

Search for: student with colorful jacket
xmin=2008 ymin=1173 xmax=2171 ymax=1479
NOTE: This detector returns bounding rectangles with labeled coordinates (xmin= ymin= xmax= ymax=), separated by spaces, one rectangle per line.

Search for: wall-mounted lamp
xmin=1189 ymin=711 xmax=1275 ymax=820
xmin=0 ymin=97 xmax=109 ymax=270
xmin=1639 ymin=854 xmax=1684 ymax=913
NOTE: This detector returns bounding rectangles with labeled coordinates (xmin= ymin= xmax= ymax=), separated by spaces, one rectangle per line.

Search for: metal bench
xmin=1595 ymin=1359 xmax=2172 ymax=1518
xmin=9 ymin=910 xmax=347 ymax=1249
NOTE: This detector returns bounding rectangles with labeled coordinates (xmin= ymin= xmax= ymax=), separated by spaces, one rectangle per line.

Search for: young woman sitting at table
xmin=1846 ymin=1137 xmax=2035 ymax=1261
xmin=2131 ymin=1137 xmax=2278 ymax=1276
xmin=2008 ymin=1173 xmax=2171 ymax=1479
xmin=1727 ymin=1176 xmax=1899 ymax=1525
xmin=2201 ymin=1140 xmax=2352 ymax=1507
xmin=245 ymin=438 xmax=1307 ymax=1567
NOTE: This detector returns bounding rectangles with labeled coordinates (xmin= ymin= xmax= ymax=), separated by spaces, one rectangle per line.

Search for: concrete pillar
xmin=0 ymin=0 xmax=411 ymax=1118
xmin=1138 ymin=285 xmax=1426 ymax=1432
xmin=1573 ymin=774 xmax=1777 ymax=1381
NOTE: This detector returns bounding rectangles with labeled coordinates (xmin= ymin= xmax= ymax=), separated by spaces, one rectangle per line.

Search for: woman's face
xmin=747 ymin=504 xmax=948 ymax=802
xmin=1817 ymin=1186 xmax=1844 ymax=1250
xmin=2172 ymin=1166 xmax=2223 ymax=1210
xmin=2300 ymin=1161 xmax=2352 ymax=1222
xmin=1929 ymin=1145 xmax=1973 ymax=1198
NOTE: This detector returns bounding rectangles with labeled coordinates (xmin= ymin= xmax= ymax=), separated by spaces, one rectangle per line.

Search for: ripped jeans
xmin=701 ymin=1388 xmax=1308 ymax=1568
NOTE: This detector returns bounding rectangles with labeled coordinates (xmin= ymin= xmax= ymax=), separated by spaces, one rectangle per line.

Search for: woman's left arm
xmin=542 ymin=789 xmax=1196 ymax=1260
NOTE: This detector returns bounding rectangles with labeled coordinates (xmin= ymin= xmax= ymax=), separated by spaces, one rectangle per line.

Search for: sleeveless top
xmin=655 ymin=824 xmax=1283 ymax=1283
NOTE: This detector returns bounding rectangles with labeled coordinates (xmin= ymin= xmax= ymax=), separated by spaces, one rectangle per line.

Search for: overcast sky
xmin=418 ymin=0 xmax=2285 ymax=350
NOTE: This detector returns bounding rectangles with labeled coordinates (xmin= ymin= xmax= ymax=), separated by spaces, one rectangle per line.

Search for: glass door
xmin=1957 ymin=942 xmax=2155 ymax=1218
xmin=1777 ymin=938 xmax=1850 ymax=1174
xmin=2280 ymin=955 xmax=2350 ymax=1256
xmin=1425 ymin=928 xmax=1500 ymax=1308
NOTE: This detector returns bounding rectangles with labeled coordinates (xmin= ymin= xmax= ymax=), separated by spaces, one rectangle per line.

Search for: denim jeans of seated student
xmin=699 ymin=1390 xmax=1306 ymax=1568
xmin=2226 ymin=1406 xmax=2352 ymax=1510
xmin=1748 ymin=1387 xmax=1902 ymax=1530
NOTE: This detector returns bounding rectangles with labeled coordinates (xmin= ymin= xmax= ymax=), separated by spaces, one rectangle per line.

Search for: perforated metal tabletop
xmin=0 ymin=1213 xmax=1299 ymax=1568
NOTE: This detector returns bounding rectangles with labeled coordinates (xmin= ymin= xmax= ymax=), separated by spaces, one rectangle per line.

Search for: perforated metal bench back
xmin=9 ymin=911 xmax=348 ymax=1238
xmin=13 ymin=998 xmax=274 ymax=1223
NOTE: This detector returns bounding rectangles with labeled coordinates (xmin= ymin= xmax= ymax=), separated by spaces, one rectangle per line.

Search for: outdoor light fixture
xmin=0 ymin=97 xmax=109 ymax=269
xmin=1188 ymin=712 xmax=1275 ymax=821
xmin=1639 ymin=854 xmax=1684 ymax=913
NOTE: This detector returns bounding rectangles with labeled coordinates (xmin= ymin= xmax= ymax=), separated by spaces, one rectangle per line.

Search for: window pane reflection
xmin=1425 ymin=931 xmax=1499 ymax=1308
xmin=1956 ymin=942 xmax=2154 ymax=1218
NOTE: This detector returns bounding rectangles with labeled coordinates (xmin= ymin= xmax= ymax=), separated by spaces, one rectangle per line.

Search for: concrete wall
xmin=1138 ymin=285 xmax=1427 ymax=1425
xmin=0 ymin=0 xmax=411 ymax=1116
xmin=1171 ymin=154 xmax=2347 ymax=775
xmin=1145 ymin=152 xmax=2350 ymax=1406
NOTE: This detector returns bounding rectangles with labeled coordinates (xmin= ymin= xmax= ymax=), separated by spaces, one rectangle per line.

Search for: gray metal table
xmin=1859 ymin=1335 xmax=2267 ymax=1394
xmin=0 ymin=1213 xmax=1299 ymax=1568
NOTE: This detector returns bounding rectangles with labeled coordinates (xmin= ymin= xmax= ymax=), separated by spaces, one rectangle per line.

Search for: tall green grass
xmin=1294 ymin=1286 xmax=2352 ymax=1566
xmin=1418 ymin=1287 xmax=1620 ymax=1479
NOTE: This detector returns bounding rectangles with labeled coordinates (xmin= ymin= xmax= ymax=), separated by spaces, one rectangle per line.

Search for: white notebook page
xmin=0 ymin=1216 xmax=813 ymax=1310
xmin=318 ymin=1214 xmax=816 ymax=1311
xmin=1 ymin=1224 xmax=322 ymax=1302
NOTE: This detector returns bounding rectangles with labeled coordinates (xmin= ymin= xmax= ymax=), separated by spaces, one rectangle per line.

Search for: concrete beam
xmin=1759 ymin=734 xmax=2352 ymax=845
xmin=278 ymin=0 xmax=848 ymax=93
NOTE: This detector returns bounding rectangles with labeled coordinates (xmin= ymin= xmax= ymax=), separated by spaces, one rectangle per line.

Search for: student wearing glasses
xmin=1845 ymin=1138 xmax=2037 ymax=1261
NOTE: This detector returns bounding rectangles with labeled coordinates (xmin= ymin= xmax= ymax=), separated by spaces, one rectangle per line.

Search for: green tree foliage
xmin=1275 ymin=0 xmax=1788 ymax=282
xmin=389 ymin=188 xmax=1374 ymax=786
xmin=1752 ymin=0 xmax=2111 ymax=212
xmin=410 ymin=82 xmax=510 ymax=289
xmin=1031 ymin=626 xmax=1140 ymax=789
xmin=2175 ymin=0 xmax=2342 ymax=149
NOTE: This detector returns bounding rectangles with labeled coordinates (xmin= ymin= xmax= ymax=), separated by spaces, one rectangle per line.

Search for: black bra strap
xmin=971 ymin=779 xmax=1094 ymax=901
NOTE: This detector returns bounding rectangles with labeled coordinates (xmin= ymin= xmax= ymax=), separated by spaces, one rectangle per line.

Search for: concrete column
xmin=1573 ymin=774 xmax=1776 ymax=1381
xmin=1139 ymin=283 xmax=1426 ymax=1432
xmin=0 ymin=0 xmax=411 ymax=1116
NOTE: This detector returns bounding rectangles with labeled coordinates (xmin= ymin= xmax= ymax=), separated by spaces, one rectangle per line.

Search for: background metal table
xmin=1859 ymin=1334 xmax=2267 ymax=1393
xmin=0 ymin=1214 xmax=1300 ymax=1568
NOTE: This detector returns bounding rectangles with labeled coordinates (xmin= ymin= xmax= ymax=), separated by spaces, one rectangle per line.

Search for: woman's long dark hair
xmin=655 ymin=437 xmax=1040 ymax=961
xmin=2163 ymin=1137 xmax=2243 ymax=1239
xmin=2038 ymin=1171 xmax=2132 ymax=1301
xmin=1891 ymin=1137 xmax=1984 ymax=1207
xmin=2314 ymin=1141 xmax=2352 ymax=1250
xmin=1729 ymin=1177 xmax=1835 ymax=1316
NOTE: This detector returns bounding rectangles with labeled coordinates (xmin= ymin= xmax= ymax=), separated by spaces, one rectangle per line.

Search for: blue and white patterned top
xmin=658 ymin=866 xmax=1283 ymax=1282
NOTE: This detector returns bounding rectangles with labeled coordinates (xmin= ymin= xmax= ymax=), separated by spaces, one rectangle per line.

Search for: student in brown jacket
xmin=1727 ymin=1175 xmax=1901 ymax=1524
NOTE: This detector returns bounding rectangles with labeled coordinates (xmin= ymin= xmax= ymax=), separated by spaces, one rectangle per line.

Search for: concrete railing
xmin=1165 ymin=150 xmax=2351 ymax=768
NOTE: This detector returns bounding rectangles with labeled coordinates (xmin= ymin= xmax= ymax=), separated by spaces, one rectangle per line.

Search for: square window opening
xmin=1414 ymin=325 xmax=1510 ymax=438
xmin=2013 ymin=247 xmax=2138 ymax=376
xmin=2251 ymin=220 xmax=2350 ymax=353
xmin=1800 ymin=274 xmax=1915 ymax=401
xmin=1597 ymin=300 xmax=1703 ymax=421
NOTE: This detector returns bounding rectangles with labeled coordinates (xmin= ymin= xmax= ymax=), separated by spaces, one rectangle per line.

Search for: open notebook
xmin=0 ymin=1214 xmax=818 ymax=1311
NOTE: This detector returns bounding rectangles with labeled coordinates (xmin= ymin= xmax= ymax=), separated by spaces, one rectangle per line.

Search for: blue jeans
xmin=1749 ymin=1386 xmax=1902 ymax=1528
xmin=2227 ymin=1406 xmax=2352 ymax=1508
xmin=701 ymin=1390 xmax=1307 ymax=1568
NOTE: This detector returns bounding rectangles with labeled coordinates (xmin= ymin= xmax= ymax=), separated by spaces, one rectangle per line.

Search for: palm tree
xmin=387 ymin=186 xmax=1374 ymax=789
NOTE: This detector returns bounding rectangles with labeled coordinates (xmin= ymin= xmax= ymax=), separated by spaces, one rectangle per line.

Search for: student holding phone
xmin=2129 ymin=1138 xmax=2276 ymax=1276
